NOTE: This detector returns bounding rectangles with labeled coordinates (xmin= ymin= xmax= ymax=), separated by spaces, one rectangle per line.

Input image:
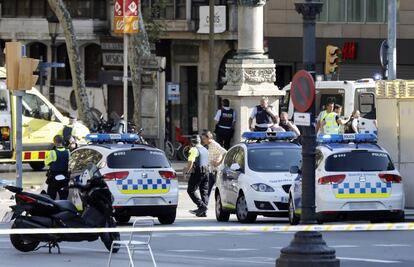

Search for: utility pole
xmin=387 ymin=0 xmax=397 ymax=80
xmin=276 ymin=1 xmax=339 ymax=266
xmin=208 ymin=0 xmax=216 ymax=131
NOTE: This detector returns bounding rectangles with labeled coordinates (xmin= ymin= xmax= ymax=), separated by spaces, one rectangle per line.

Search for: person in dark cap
xmin=184 ymin=134 xmax=209 ymax=217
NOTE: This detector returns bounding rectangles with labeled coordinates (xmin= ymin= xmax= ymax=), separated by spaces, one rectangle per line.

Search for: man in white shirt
xmin=249 ymin=97 xmax=279 ymax=131
xmin=201 ymin=131 xmax=227 ymax=202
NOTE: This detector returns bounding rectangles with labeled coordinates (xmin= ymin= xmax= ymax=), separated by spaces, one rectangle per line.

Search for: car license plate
xmin=1 ymin=211 xmax=14 ymax=223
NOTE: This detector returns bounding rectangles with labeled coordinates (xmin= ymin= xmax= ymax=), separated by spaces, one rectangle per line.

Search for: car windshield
xmin=247 ymin=148 xmax=302 ymax=172
xmin=107 ymin=149 xmax=171 ymax=169
xmin=325 ymin=151 xmax=395 ymax=172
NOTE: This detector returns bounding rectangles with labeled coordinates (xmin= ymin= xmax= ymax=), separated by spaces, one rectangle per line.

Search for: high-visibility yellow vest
xmin=323 ymin=112 xmax=339 ymax=134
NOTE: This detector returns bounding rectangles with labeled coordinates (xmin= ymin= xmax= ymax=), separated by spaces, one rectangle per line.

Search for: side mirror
xmin=230 ymin=163 xmax=242 ymax=172
xmin=290 ymin=166 xmax=301 ymax=174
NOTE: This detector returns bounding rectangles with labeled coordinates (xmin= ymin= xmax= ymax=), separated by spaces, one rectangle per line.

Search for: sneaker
xmin=195 ymin=206 xmax=207 ymax=216
xmin=189 ymin=209 xmax=199 ymax=214
xmin=196 ymin=212 xmax=207 ymax=217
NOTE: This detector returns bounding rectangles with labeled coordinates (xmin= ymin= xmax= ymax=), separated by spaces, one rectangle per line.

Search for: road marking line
xmin=337 ymin=256 xmax=401 ymax=263
xmin=373 ymin=244 xmax=411 ymax=247
xmin=219 ymin=248 xmax=258 ymax=252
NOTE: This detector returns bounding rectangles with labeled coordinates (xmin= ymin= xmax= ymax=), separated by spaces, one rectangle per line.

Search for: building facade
xmin=0 ymin=0 xmax=238 ymax=140
xmin=265 ymin=0 xmax=414 ymax=89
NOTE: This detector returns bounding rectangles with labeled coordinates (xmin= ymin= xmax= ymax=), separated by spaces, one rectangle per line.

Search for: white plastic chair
xmin=107 ymin=218 xmax=157 ymax=267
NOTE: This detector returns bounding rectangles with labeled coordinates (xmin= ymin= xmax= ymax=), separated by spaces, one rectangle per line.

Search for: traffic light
xmin=18 ymin=58 xmax=39 ymax=90
xmin=325 ymin=45 xmax=341 ymax=75
xmin=5 ymin=41 xmax=39 ymax=90
xmin=5 ymin=42 xmax=22 ymax=90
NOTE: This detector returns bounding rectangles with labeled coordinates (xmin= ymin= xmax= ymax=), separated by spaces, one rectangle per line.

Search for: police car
xmin=215 ymin=132 xmax=302 ymax=223
xmin=69 ymin=134 xmax=179 ymax=224
xmin=288 ymin=133 xmax=405 ymax=225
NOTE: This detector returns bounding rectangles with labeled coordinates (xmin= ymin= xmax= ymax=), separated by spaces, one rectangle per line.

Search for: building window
xmin=56 ymin=44 xmax=72 ymax=81
xmin=1 ymin=0 xmax=17 ymax=17
xmin=142 ymin=0 xmax=187 ymax=20
xmin=28 ymin=42 xmax=47 ymax=62
xmin=318 ymin=0 xmax=392 ymax=23
xmin=32 ymin=0 xmax=46 ymax=17
xmin=84 ymin=44 xmax=102 ymax=82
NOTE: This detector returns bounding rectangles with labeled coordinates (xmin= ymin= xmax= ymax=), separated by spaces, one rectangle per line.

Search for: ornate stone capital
xmin=238 ymin=0 xmax=267 ymax=7
xmin=295 ymin=1 xmax=323 ymax=21
xmin=225 ymin=66 xmax=276 ymax=85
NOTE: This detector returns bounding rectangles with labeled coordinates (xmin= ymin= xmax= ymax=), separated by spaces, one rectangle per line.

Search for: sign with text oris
xmin=113 ymin=0 xmax=139 ymax=34
xmin=197 ymin=6 xmax=226 ymax=34
xmin=290 ymin=70 xmax=315 ymax=113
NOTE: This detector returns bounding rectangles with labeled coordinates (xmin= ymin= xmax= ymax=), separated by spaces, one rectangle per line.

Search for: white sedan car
xmin=289 ymin=134 xmax=405 ymax=224
xmin=215 ymin=132 xmax=302 ymax=223
xmin=69 ymin=134 xmax=179 ymax=224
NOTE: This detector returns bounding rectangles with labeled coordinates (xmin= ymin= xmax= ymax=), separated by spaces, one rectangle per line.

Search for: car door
xmin=220 ymin=147 xmax=238 ymax=207
xmin=227 ymin=147 xmax=245 ymax=207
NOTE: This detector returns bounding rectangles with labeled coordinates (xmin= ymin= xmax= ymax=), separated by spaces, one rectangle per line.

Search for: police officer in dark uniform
xmin=214 ymin=99 xmax=236 ymax=150
xmin=45 ymin=135 xmax=70 ymax=200
xmin=184 ymin=135 xmax=209 ymax=217
xmin=249 ymin=97 xmax=278 ymax=131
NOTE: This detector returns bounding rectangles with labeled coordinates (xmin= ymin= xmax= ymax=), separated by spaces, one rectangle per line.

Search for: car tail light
xmin=104 ymin=171 xmax=129 ymax=181
xmin=379 ymin=173 xmax=402 ymax=183
xmin=318 ymin=175 xmax=346 ymax=185
xmin=16 ymin=194 xmax=36 ymax=204
xmin=159 ymin=171 xmax=176 ymax=179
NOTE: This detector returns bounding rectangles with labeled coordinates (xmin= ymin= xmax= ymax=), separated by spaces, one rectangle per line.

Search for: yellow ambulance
xmin=0 ymin=67 xmax=89 ymax=170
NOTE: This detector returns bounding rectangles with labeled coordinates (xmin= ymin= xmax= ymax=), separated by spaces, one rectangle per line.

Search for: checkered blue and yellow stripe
xmin=116 ymin=178 xmax=171 ymax=194
xmin=333 ymin=182 xmax=392 ymax=198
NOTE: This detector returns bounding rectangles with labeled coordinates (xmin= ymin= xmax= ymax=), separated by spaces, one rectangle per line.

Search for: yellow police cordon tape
xmin=0 ymin=222 xmax=414 ymax=235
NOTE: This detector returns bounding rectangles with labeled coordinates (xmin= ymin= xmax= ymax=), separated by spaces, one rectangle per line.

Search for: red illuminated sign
xmin=342 ymin=42 xmax=357 ymax=60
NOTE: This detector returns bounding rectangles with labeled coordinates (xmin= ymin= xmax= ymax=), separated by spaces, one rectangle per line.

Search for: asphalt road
xmin=0 ymin=165 xmax=413 ymax=266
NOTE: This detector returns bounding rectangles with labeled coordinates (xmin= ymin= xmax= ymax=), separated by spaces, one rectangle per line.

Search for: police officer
xmin=249 ymin=97 xmax=279 ymax=131
xmin=184 ymin=135 xmax=209 ymax=217
xmin=321 ymin=104 xmax=349 ymax=134
xmin=45 ymin=135 xmax=70 ymax=200
xmin=214 ymin=99 xmax=236 ymax=150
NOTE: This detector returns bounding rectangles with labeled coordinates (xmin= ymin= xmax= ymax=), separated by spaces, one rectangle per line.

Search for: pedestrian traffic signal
xmin=5 ymin=42 xmax=22 ymax=90
xmin=325 ymin=45 xmax=341 ymax=75
xmin=5 ymin=41 xmax=40 ymax=90
xmin=18 ymin=58 xmax=39 ymax=90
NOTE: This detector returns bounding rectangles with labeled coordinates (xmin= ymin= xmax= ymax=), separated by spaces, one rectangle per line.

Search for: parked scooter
xmin=3 ymin=163 xmax=120 ymax=253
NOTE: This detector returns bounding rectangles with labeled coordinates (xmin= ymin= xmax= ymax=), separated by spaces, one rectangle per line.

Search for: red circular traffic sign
xmin=290 ymin=70 xmax=315 ymax=113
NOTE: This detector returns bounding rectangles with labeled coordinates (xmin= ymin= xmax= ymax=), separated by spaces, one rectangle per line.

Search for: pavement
xmin=0 ymin=164 xmax=414 ymax=266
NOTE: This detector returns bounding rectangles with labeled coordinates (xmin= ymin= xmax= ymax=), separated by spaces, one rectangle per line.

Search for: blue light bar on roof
xmin=86 ymin=133 xmax=139 ymax=143
xmin=317 ymin=133 xmax=377 ymax=144
xmin=242 ymin=131 xmax=297 ymax=141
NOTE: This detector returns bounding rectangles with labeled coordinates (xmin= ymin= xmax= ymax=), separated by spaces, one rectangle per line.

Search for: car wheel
xmin=215 ymin=192 xmax=230 ymax=222
xmin=29 ymin=162 xmax=45 ymax=171
xmin=288 ymin=196 xmax=299 ymax=225
xmin=391 ymin=211 xmax=405 ymax=223
xmin=236 ymin=193 xmax=256 ymax=223
xmin=114 ymin=215 xmax=131 ymax=224
xmin=158 ymin=209 xmax=177 ymax=225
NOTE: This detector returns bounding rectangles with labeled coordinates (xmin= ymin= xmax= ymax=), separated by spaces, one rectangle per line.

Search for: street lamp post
xmin=47 ymin=14 xmax=59 ymax=104
xmin=276 ymin=1 xmax=339 ymax=266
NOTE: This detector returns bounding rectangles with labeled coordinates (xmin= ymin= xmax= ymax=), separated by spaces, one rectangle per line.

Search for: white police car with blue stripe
xmin=288 ymin=133 xmax=405 ymax=225
xmin=215 ymin=132 xmax=302 ymax=223
xmin=69 ymin=134 xmax=178 ymax=224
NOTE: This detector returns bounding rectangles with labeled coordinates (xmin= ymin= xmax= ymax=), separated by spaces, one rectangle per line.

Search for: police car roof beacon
xmin=85 ymin=133 xmax=139 ymax=143
xmin=241 ymin=131 xmax=298 ymax=143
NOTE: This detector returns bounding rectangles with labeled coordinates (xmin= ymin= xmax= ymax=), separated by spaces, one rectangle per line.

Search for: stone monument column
xmin=216 ymin=0 xmax=284 ymax=144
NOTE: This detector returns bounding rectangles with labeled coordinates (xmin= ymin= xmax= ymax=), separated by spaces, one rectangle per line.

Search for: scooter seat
xmin=55 ymin=200 xmax=78 ymax=213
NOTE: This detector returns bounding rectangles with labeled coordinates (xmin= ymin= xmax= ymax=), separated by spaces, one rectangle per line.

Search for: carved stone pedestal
xmin=216 ymin=57 xmax=284 ymax=144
